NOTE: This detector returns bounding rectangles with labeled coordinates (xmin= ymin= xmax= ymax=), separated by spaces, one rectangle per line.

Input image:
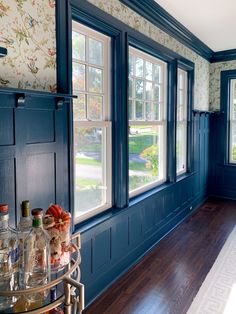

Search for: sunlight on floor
xmin=223 ymin=283 xmax=236 ymax=314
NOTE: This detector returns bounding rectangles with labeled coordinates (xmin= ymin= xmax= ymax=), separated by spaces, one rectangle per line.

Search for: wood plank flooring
xmin=84 ymin=198 xmax=236 ymax=314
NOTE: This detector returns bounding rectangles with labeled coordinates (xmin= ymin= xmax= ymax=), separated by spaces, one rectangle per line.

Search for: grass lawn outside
xmin=75 ymin=156 xmax=101 ymax=166
xmin=129 ymin=133 xmax=158 ymax=154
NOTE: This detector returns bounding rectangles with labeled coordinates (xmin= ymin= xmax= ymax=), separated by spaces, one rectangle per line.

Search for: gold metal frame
xmin=0 ymin=240 xmax=84 ymax=314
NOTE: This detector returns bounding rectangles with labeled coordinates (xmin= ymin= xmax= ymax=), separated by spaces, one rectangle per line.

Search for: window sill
xmin=176 ymin=171 xmax=195 ymax=182
xmin=222 ymin=162 xmax=236 ymax=167
xmin=129 ymin=171 xmax=195 ymax=207
xmin=74 ymin=171 xmax=196 ymax=235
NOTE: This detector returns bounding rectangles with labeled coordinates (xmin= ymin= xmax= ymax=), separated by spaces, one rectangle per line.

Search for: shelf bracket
xmin=16 ymin=93 xmax=26 ymax=108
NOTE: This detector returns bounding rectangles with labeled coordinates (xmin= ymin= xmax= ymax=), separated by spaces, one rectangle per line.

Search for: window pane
xmin=87 ymin=95 xmax=102 ymax=120
xmin=129 ymin=125 xmax=163 ymax=193
xmin=231 ymin=121 xmax=236 ymax=162
xmin=153 ymin=84 xmax=160 ymax=102
xmin=145 ymin=81 xmax=153 ymax=101
xmin=73 ymin=94 xmax=86 ymax=120
xmin=135 ymin=79 xmax=143 ymax=100
xmin=88 ymin=38 xmax=103 ymax=66
xmin=129 ymin=78 xmax=133 ymax=98
xmin=176 ymin=122 xmax=187 ymax=173
xmin=153 ymin=102 xmax=160 ymax=121
xmin=153 ymin=64 xmax=160 ymax=83
xmin=179 ymin=73 xmax=184 ymax=89
xmin=73 ymin=63 xmax=85 ymax=91
xmin=72 ymin=31 xmax=85 ymax=61
xmin=129 ymin=54 xmax=134 ymax=76
xmin=145 ymin=61 xmax=152 ymax=80
xmin=129 ymin=46 xmax=167 ymax=196
xmin=135 ymin=101 xmax=143 ymax=120
xmin=74 ymin=127 xmax=105 ymax=216
xmin=135 ymin=57 xmax=144 ymax=77
xmin=88 ymin=67 xmax=103 ymax=93
xmin=179 ymin=90 xmax=184 ymax=106
xmin=145 ymin=102 xmax=152 ymax=120
xmin=129 ymin=100 xmax=133 ymax=120
xmin=72 ymin=20 xmax=111 ymax=221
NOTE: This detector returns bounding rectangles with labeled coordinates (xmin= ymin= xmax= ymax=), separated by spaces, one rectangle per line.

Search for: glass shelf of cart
xmin=0 ymin=243 xmax=82 ymax=314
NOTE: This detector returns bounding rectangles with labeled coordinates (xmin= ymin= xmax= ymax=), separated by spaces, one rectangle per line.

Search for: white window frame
xmin=229 ymin=79 xmax=236 ymax=163
xmin=72 ymin=21 xmax=112 ymax=223
xmin=176 ymin=68 xmax=188 ymax=176
xmin=129 ymin=46 xmax=167 ymax=198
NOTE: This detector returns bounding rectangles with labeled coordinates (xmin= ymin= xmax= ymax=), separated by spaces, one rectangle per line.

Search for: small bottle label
xmin=9 ymin=246 xmax=19 ymax=264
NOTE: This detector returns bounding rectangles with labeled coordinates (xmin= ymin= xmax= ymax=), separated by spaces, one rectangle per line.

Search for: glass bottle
xmin=17 ymin=200 xmax=32 ymax=287
xmin=0 ymin=204 xmax=19 ymax=311
xmin=24 ymin=208 xmax=51 ymax=301
xmin=18 ymin=200 xmax=31 ymax=231
xmin=46 ymin=287 xmax=64 ymax=314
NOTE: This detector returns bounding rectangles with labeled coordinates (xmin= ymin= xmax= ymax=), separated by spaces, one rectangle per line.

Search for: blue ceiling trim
xmin=0 ymin=47 xmax=7 ymax=57
xmin=210 ymin=49 xmax=236 ymax=63
xmin=120 ymin=0 xmax=213 ymax=61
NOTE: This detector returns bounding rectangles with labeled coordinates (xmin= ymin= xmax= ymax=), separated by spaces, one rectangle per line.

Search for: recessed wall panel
xmin=25 ymin=109 xmax=55 ymax=144
xmin=92 ymin=229 xmax=111 ymax=273
xmin=111 ymin=219 xmax=129 ymax=260
xmin=26 ymin=153 xmax=55 ymax=208
xmin=0 ymin=109 xmax=14 ymax=146
xmin=0 ymin=158 xmax=16 ymax=226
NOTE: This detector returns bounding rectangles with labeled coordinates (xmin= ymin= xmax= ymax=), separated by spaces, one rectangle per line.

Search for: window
xmin=176 ymin=69 xmax=188 ymax=175
xmin=72 ymin=21 xmax=112 ymax=221
xmin=229 ymin=79 xmax=236 ymax=163
xmin=128 ymin=46 xmax=167 ymax=197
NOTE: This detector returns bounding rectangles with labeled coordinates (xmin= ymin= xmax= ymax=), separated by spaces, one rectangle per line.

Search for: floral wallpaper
xmin=1 ymin=0 xmax=235 ymax=106
xmin=88 ymin=0 xmax=210 ymax=110
xmin=0 ymin=0 xmax=56 ymax=92
xmin=210 ymin=61 xmax=236 ymax=110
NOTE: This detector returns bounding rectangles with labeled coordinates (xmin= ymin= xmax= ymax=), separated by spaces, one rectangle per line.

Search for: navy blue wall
xmin=209 ymin=113 xmax=236 ymax=198
xmin=209 ymin=70 xmax=236 ymax=199
xmin=0 ymin=0 xmax=211 ymax=308
xmin=79 ymin=111 xmax=210 ymax=305
xmin=0 ymin=89 xmax=210 ymax=306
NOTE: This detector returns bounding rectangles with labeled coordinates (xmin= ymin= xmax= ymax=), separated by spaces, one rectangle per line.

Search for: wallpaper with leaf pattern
xmin=1 ymin=0 xmax=236 ymax=105
xmin=88 ymin=0 xmax=210 ymax=110
xmin=210 ymin=61 xmax=236 ymax=110
xmin=0 ymin=0 xmax=56 ymax=92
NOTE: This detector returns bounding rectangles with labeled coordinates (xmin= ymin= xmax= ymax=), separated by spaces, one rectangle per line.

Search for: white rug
xmin=187 ymin=227 xmax=236 ymax=314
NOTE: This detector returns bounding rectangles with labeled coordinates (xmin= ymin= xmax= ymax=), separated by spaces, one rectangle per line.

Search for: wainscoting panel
xmin=0 ymin=108 xmax=14 ymax=146
xmin=209 ymin=113 xmax=236 ymax=199
xmin=80 ymin=112 xmax=210 ymax=306
xmin=25 ymin=109 xmax=55 ymax=144
xmin=0 ymin=90 xmax=69 ymax=226
xmin=0 ymin=157 xmax=16 ymax=225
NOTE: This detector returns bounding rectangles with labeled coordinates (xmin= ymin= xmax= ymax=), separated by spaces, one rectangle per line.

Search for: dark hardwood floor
xmin=84 ymin=198 xmax=236 ymax=314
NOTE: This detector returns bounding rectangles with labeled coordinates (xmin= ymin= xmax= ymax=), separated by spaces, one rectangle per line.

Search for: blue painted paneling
xmin=25 ymin=109 xmax=55 ymax=144
xmin=78 ymin=111 xmax=209 ymax=306
xmin=0 ymin=109 xmax=14 ymax=146
xmin=111 ymin=218 xmax=129 ymax=260
xmin=26 ymin=153 xmax=56 ymax=208
xmin=92 ymin=228 xmax=111 ymax=273
xmin=209 ymin=70 xmax=236 ymax=198
xmin=0 ymin=89 xmax=70 ymax=227
xmin=128 ymin=210 xmax=142 ymax=246
xmin=0 ymin=158 xmax=16 ymax=226
xmin=80 ymin=239 xmax=92 ymax=282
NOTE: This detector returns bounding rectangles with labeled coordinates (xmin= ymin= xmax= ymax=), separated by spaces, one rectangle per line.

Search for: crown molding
xmin=120 ymin=0 xmax=213 ymax=61
xmin=210 ymin=49 xmax=236 ymax=63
